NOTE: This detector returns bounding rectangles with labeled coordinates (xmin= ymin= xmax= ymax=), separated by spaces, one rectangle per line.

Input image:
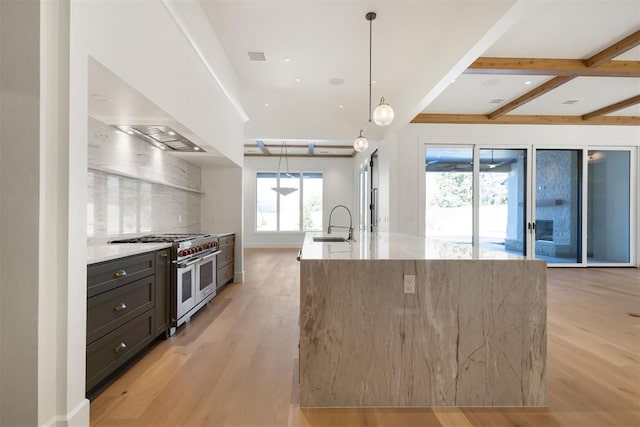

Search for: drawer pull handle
xmin=114 ymin=269 xmax=127 ymax=278
xmin=114 ymin=302 xmax=127 ymax=312
xmin=114 ymin=342 xmax=127 ymax=353
xmin=160 ymin=252 xmax=168 ymax=258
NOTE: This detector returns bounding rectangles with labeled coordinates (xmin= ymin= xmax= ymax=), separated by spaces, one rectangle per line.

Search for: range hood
xmin=112 ymin=125 xmax=205 ymax=152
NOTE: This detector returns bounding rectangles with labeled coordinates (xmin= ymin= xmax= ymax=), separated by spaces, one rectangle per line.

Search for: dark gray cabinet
xmin=217 ymin=234 xmax=234 ymax=289
xmin=86 ymin=249 xmax=168 ymax=393
xmin=154 ymin=249 xmax=170 ymax=337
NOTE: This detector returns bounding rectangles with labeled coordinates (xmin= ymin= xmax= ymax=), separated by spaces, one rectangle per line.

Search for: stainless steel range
xmin=110 ymin=233 xmax=220 ymax=334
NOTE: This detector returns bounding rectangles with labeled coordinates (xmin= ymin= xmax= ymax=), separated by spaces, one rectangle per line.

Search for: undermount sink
xmin=313 ymin=236 xmax=349 ymax=243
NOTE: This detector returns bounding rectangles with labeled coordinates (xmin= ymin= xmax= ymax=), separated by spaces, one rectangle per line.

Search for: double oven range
xmin=110 ymin=233 xmax=220 ymax=335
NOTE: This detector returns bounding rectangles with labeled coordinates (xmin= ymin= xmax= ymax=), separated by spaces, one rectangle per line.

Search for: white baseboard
xmin=42 ymin=398 xmax=90 ymax=427
xmin=233 ymin=270 xmax=244 ymax=283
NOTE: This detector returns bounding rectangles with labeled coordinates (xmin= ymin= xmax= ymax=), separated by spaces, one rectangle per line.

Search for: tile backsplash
xmin=87 ymin=116 xmax=201 ymax=240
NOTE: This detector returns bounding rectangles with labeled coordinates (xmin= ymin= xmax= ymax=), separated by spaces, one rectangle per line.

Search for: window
xmin=256 ymin=172 xmax=323 ymax=232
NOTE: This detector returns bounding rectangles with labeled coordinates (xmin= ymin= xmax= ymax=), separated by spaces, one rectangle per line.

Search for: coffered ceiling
xmin=416 ymin=1 xmax=640 ymax=126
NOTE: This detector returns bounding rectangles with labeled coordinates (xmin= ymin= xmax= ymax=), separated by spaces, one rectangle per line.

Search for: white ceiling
xmin=88 ymin=0 xmax=639 ymax=167
xmin=424 ymin=0 xmax=640 ymax=117
xmin=198 ymin=0 xmax=521 ymax=144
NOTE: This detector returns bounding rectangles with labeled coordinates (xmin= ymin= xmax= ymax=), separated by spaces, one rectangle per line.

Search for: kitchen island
xmin=299 ymin=232 xmax=546 ymax=408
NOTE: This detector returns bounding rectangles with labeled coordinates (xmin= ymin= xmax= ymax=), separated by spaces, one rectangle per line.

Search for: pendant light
xmin=353 ymin=11 xmax=394 ymax=153
xmin=354 ymin=130 xmax=368 ymax=152
xmin=271 ymin=141 xmax=297 ymax=196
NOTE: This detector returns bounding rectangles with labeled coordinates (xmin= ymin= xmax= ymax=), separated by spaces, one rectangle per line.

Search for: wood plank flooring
xmin=90 ymin=249 xmax=640 ymax=427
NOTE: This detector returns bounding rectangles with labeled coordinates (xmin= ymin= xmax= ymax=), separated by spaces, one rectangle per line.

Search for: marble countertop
xmin=88 ymin=242 xmax=172 ymax=265
xmin=300 ymin=231 xmax=528 ymax=261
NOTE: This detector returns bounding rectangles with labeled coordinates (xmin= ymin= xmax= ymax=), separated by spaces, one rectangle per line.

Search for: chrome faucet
xmin=327 ymin=205 xmax=354 ymax=241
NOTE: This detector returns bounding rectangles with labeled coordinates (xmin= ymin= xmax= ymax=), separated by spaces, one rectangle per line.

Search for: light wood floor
xmin=91 ymin=249 xmax=640 ymax=427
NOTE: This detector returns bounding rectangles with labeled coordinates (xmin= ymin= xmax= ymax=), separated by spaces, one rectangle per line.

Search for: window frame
xmin=255 ymin=171 xmax=323 ymax=233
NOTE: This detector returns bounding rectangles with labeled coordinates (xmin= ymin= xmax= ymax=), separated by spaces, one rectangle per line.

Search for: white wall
xmin=373 ymin=123 xmax=640 ymax=265
xmin=0 ymin=1 xmax=40 ymax=424
xmin=201 ymin=166 xmax=244 ymax=282
xmin=243 ymin=156 xmax=355 ymax=248
xmin=76 ymin=0 xmax=245 ymax=166
xmin=24 ymin=0 xmax=248 ymax=424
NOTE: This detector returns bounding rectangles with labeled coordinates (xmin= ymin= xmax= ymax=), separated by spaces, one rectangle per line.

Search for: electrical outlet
xmin=404 ymin=274 xmax=416 ymax=294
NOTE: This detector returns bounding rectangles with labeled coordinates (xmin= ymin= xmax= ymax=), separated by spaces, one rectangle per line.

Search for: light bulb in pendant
xmin=353 ymin=130 xmax=368 ymax=152
xmin=373 ymin=97 xmax=394 ymax=126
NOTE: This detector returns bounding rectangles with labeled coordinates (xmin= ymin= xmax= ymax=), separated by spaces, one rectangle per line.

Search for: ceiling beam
xmin=481 ymin=31 xmax=640 ymax=120
xmin=411 ymin=114 xmax=640 ymax=125
xmin=244 ymin=153 xmax=353 ymax=158
xmin=466 ymin=58 xmax=640 ymax=77
xmin=585 ymin=29 xmax=640 ymax=68
xmin=256 ymin=140 xmax=270 ymax=155
xmin=244 ymin=143 xmax=350 ymax=149
xmin=487 ymin=76 xmax=575 ymax=119
xmin=582 ymin=94 xmax=640 ymax=120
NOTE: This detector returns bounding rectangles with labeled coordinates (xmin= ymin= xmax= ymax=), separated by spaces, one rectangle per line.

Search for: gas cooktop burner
xmin=110 ymin=233 xmax=212 ymax=244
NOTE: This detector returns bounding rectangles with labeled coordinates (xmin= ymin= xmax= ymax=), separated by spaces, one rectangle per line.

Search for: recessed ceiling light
xmin=525 ymin=81 xmax=532 ymax=85
xmin=329 ymin=77 xmax=345 ymax=86
xmin=489 ymin=98 xmax=505 ymax=104
xmin=295 ymin=78 xmax=301 ymax=82
xmin=339 ymin=105 xmax=344 ymax=109
xmin=283 ymin=57 xmax=291 ymax=62
xmin=168 ymin=131 xmax=176 ymax=136
xmin=371 ymin=80 xmax=376 ymax=84
xmin=265 ymin=103 xmax=270 ymax=107
xmin=562 ymin=99 xmax=579 ymax=105
xmin=451 ymin=79 xmax=456 ymax=83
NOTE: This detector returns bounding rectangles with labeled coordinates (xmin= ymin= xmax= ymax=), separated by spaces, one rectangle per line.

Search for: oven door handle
xmin=174 ymin=257 xmax=202 ymax=268
xmin=201 ymin=250 xmax=222 ymax=261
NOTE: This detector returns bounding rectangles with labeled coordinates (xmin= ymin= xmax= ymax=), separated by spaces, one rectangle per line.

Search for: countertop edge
xmin=87 ymin=242 xmax=173 ymax=265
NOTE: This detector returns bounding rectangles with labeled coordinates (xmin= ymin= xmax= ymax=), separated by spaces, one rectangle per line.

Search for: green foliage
xmin=428 ymin=172 xmax=508 ymax=208
xmin=430 ymin=172 xmax=473 ymax=207
xmin=303 ymin=194 xmax=322 ymax=230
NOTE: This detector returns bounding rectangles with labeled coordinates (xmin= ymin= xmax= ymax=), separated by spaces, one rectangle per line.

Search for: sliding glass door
xmin=425 ymin=147 xmax=474 ymax=246
xmin=587 ymin=149 xmax=632 ymax=264
xmin=533 ymin=149 xmax=583 ymax=264
xmin=424 ymin=144 xmax=636 ymax=266
xmin=479 ymin=148 xmax=528 ymax=256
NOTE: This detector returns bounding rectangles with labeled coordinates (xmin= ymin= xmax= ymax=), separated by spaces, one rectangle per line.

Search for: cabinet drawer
xmin=88 ymin=252 xmax=155 ymax=298
xmin=219 ymin=234 xmax=234 ymax=248
xmin=218 ymin=246 xmax=234 ymax=268
xmin=86 ymin=310 xmax=154 ymax=391
xmin=217 ymin=263 xmax=234 ymax=287
xmin=87 ymin=276 xmax=155 ymax=344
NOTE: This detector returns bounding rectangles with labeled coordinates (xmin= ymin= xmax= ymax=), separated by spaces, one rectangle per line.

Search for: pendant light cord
xmin=277 ymin=142 xmax=290 ymax=177
xmin=368 ymin=15 xmax=372 ymax=124
xmin=285 ymin=141 xmax=290 ymax=175
xmin=276 ymin=143 xmax=283 ymax=176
